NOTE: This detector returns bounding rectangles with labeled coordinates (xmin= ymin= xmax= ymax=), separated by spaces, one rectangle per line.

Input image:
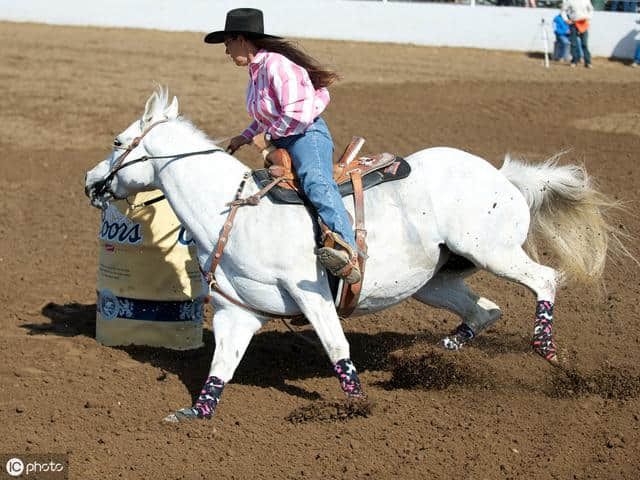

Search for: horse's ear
xmin=143 ymin=91 xmax=160 ymax=124
xmin=165 ymin=96 xmax=179 ymax=119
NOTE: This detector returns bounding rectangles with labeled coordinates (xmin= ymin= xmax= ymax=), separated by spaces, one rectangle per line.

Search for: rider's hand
xmin=227 ymin=135 xmax=251 ymax=154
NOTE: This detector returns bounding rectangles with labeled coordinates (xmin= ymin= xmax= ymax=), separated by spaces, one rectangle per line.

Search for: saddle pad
xmin=252 ymin=156 xmax=411 ymax=205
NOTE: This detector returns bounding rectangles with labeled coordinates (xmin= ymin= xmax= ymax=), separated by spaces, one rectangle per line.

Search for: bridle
xmin=90 ymin=118 xmax=223 ymax=206
xmin=90 ymin=119 xmax=167 ymax=203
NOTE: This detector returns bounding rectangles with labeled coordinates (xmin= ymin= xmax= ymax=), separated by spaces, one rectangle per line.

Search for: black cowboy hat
xmin=204 ymin=8 xmax=281 ymax=44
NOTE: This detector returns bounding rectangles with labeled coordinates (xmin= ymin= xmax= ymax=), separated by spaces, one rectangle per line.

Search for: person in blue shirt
xmin=632 ymin=41 xmax=640 ymax=67
xmin=553 ymin=14 xmax=571 ymax=62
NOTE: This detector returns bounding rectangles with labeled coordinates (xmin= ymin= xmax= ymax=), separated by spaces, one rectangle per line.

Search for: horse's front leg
xmin=164 ymin=306 xmax=265 ymax=422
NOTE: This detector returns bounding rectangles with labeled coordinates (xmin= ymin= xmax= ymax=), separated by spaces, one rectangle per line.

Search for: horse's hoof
xmin=532 ymin=343 xmax=562 ymax=367
xmin=163 ymin=413 xmax=180 ymax=423
xmin=441 ymin=336 xmax=463 ymax=351
xmin=532 ymin=335 xmax=558 ymax=365
xmin=441 ymin=323 xmax=475 ymax=351
xmin=163 ymin=407 xmax=209 ymax=423
xmin=346 ymin=390 xmax=367 ymax=400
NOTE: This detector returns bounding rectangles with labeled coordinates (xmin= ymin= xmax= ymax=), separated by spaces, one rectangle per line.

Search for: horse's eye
xmin=113 ymin=138 xmax=122 ymax=147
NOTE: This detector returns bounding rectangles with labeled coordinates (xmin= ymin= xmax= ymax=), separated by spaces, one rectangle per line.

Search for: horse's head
xmin=84 ymin=86 xmax=179 ymax=209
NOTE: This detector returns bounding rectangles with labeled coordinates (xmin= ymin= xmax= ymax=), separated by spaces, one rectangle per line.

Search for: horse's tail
xmin=499 ymin=152 xmax=634 ymax=286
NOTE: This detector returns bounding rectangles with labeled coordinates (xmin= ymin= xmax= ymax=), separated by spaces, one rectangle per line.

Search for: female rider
xmin=168 ymin=8 xmax=365 ymax=422
xmin=206 ymin=7 xmax=360 ymax=285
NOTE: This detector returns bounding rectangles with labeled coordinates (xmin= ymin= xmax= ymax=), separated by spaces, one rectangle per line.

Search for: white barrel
xmin=96 ymin=191 xmax=204 ymax=350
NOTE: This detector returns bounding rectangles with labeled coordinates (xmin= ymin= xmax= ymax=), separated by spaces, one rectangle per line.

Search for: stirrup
xmin=316 ymin=228 xmax=361 ymax=284
xmin=315 ymin=246 xmax=361 ymax=284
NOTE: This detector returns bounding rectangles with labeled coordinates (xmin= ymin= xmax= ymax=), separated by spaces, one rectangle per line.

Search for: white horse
xmin=85 ymin=87 xmax=619 ymax=422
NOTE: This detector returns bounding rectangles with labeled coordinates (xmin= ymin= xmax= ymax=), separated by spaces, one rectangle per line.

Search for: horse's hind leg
xmin=413 ymin=271 xmax=502 ymax=350
xmin=471 ymin=246 xmax=559 ymax=363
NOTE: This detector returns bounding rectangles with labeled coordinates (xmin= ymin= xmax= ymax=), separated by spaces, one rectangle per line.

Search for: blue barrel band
xmin=97 ymin=289 xmax=204 ymax=323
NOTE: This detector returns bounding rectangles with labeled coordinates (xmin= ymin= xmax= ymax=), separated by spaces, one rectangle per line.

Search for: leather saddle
xmin=252 ymin=136 xmax=411 ymax=205
xmin=244 ymin=135 xmax=411 ymax=317
xmin=208 ymin=136 xmax=412 ymax=320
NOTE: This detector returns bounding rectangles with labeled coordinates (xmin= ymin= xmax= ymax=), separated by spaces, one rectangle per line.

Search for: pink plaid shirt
xmin=240 ymin=50 xmax=330 ymax=140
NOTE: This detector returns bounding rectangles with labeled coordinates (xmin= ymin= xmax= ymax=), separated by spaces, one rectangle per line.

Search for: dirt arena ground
xmin=1 ymin=21 xmax=640 ymax=479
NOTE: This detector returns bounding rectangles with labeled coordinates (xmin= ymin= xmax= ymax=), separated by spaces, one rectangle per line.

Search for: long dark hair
xmin=247 ymin=36 xmax=340 ymax=90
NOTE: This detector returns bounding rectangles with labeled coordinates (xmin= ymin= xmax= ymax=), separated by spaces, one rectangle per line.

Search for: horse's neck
xmin=149 ymin=128 xmax=249 ymax=258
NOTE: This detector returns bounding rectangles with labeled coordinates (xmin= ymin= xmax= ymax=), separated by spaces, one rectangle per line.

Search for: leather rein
xmin=92 ymin=119 xmax=223 ymax=203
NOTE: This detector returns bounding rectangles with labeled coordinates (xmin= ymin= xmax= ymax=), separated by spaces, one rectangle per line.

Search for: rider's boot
xmin=315 ymin=230 xmax=361 ymax=284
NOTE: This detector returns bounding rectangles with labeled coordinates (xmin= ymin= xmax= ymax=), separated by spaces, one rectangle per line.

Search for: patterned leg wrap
xmin=193 ymin=376 xmax=225 ymax=418
xmin=170 ymin=375 xmax=225 ymax=421
xmin=441 ymin=323 xmax=475 ymax=351
xmin=531 ymin=300 xmax=557 ymax=362
xmin=334 ymin=358 xmax=365 ymax=398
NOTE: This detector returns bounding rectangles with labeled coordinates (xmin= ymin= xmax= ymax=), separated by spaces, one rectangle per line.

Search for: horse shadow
xmin=24 ymin=302 xmax=531 ymax=402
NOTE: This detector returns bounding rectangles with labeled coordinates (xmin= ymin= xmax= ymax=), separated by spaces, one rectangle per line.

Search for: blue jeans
xmin=570 ymin=25 xmax=590 ymax=66
xmin=554 ymin=34 xmax=570 ymax=61
xmin=272 ymin=117 xmax=356 ymax=249
xmin=635 ymin=43 xmax=640 ymax=64
xmin=610 ymin=1 xmax=636 ymax=11
xmin=575 ymin=36 xmax=584 ymax=61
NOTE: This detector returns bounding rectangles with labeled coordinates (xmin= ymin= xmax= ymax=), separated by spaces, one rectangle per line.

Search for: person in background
xmin=562 ymin=0 xmax=594 ymax=68
xmin=632 ymin=41 xmax=640 ymax=67
xmin=553 ymin=12 xmax=571 ymax=61
xmin=609 ymin=1 xmax=636 ymax=12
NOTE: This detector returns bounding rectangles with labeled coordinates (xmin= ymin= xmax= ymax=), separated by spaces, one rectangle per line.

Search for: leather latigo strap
xmin=208 ymin=205 xmax=239 ymax=278
xmin=227 ymin=174 xmax=284 ymax=207
xmin=337 ymin=169 xmax=367 ymax=317
xmin=333 ymin=137 xmax=366 ymax=180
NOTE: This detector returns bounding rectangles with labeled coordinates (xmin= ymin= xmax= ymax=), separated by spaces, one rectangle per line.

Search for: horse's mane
xmin=152 ymin=84 xmax=223 ymax=147
xmin=175 ymin=116 xmax=219 ymax=146
xmin=153 ymin=84 xmax=171 ymax=113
